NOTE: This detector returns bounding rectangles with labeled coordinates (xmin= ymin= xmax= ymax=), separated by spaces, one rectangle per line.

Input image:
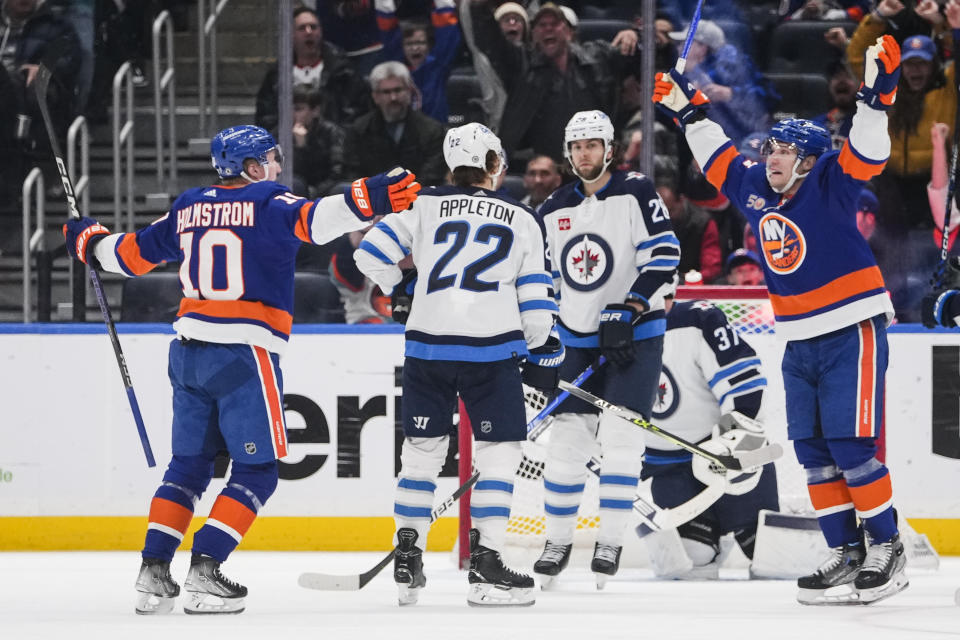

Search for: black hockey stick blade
xmin=557 ymin=381 xmax=783 ymax=471
xmin=298 ymin=471 xmax=480 ymax=591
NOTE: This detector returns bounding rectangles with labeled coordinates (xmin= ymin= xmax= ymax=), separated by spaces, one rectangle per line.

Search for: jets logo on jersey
xmin=651 ymin=365 xmax=680 ymax=419
xmin=560 ymin=233 xmax=613 ymax=291
xmin=758 ymin=212 xmax=805 ymax=274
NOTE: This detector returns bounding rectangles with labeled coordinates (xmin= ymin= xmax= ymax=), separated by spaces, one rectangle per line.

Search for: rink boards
xmin=1 ymin=323 xmax=959 ymax=553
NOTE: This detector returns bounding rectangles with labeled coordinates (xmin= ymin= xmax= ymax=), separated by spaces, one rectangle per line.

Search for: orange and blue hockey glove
xmin=857 ymin=34 xmax=901 ymax=110
xmin=345 ymin=167 xmax=422 ymax=220
xmin=652 ymin=69 xmax=710 ymax=130
xmin=63 ymin=217 xmax=110 ymax=265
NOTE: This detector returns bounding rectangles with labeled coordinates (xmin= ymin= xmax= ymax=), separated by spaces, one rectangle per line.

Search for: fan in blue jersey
xmin=642 ymin=297 xmax=778 ymax=579
xmin=654 ymin=34 xmax=907 ymax=604
xmin=354 ymin=122 xmax=561 ymax=607
xmin=533 ymin=110 xmax=679 ymax=590
xmin=62 ymin=124 xmax=421 ymax=616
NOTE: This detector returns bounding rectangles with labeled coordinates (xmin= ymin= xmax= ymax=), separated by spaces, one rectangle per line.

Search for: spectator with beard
xmin=846 ymin=0 xmax=958 ymax=233
xmin=256 ymin=6 xmax=367 ymax=132
xmin=813 ymin=60 xmax=858 ymax=150
xmin=521 ymin=154 xmax=562 ymax=210
xmin=343 ymin=61 xmax=447 ymax=186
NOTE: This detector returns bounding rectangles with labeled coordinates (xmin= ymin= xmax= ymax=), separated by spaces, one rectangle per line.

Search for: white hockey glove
xmin=692 ymin=412 xmax=768 ymax=496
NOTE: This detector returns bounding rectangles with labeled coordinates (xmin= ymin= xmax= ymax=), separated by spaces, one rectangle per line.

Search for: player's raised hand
xmin=652 ymin=69 xmax=710 ymax=129
xmin=922 ymin=289 xmax=959 ymax=328
xmin=345 ymin=167 xmax=422 ymax=220
xmin=857 ymin=34 xmax=900 ymax=110
xmin=62 ymin=217 xmax=110 ymax=265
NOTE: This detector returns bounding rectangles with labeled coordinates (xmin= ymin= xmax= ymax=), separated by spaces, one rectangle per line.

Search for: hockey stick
xmin=298 ymin=470 xmax=480 ymax=591
xmin=35 ymin=42 xmax=156 ymax=468
xmin=675 ymin=0 xmax=705 ymax=74
xmin=558 ymin=381 xmax=783 ymax=471
xmin=933 ymin=80 xmax=960 ymax=287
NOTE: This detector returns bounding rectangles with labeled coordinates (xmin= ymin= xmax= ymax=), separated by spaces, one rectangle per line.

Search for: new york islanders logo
xmin=560 ymin=233 xmax=613 ymax=291
xmin=758 ymin=212 xmax=805 ymax=274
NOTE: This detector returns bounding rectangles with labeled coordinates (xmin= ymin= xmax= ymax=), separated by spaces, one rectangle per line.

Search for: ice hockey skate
xmin=591 ymin=542 xmax=622 ymax=590
xmin=183 ymin=554 xmax=247 ymax=614
xmin=854 ymin=534 xmax=908 ymax=604
xmin=394 ymin=528 xmax=426 ymax=605
xmin=467 ymin=529 xmax=535 ymax=607
xmin=796 ymin=541 xmax=865 ymax=605
xmin=533 ymin=540 xmax=572 ymax=590
xmin=135 ymin=558 xmax=180 ymax=615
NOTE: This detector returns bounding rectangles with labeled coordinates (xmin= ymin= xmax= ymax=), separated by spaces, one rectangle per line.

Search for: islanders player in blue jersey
xmin=62 ymin=125 xmax=421 ymax=615
xmin=654 ymin=35 xmax=907 ymax=604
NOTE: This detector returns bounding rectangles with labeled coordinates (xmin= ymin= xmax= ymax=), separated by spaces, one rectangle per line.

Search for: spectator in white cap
xmin=493 ymin=2 xmax=528 ymax=45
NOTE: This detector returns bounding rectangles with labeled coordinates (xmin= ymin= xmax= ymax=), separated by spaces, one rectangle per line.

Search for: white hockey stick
xmin=298 ymin=471 xmax=480 ymax=591
xmin=558 ymin=381 xmax=784 ymax=471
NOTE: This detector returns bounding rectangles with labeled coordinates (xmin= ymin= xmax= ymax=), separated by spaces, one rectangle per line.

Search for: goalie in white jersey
xmin=534 ymin=110 xmax=679 ymax=588
xmin=355 ymin=123 xmax=563 ymax=607
xmin=643 ymin=296 xmax=779 ymax=579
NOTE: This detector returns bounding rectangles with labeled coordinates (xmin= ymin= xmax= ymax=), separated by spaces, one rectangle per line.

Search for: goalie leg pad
xmin=543 ymin=413 xmax=598 ymax=544
xmin=646 ymin=527 xmax=694 ymax=578
xmin=596 ymin=412 xmax=643 ymax=546
xmin=394 ymin=436 xmax=448 ymax=544
xmin=471 ymin=440 xmax=523 ymax=552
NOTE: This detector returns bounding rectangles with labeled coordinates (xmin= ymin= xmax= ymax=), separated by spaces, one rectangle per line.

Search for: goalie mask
xmin=443 ymin=122 xmax=507 ymax=178
xmin=692 ymin=413 xmax=768 ymax=496
xmin=563 ymin=110 xmax=615 ymax=184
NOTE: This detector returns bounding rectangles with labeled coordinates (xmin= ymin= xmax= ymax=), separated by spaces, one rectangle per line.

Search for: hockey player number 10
xmin=179 ymin=229 xmax=245 ymax=299
xmin=426 ymin=221 xmax=514 ymax=294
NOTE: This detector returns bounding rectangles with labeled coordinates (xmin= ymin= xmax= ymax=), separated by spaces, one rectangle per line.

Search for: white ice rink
xmin=1 ymin=551 xmax=958 ymax=639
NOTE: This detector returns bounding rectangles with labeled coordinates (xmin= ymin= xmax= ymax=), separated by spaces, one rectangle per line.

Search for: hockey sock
xmin=471 ymin=441 xmax=522 ymax=552
xmin=393 ymin=436 xmax=447 ymax=546
xmin=192 ymin=461 xmax=278 ymax=562
xmin=596 ymin=413 xmax=643 ymax=546
xmin=843 ymin=459 xmax=897 ymax=543
xmin=142 ymin=455 xmax=214 ymax=562
xmin=805 ymin=470 xmax=859 ymax=548
xmin=543 ymin=413 xmax=597 ymax=545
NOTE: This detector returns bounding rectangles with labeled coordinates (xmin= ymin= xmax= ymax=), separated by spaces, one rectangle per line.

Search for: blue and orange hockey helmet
xmin=762 ymin=119 xmax=831 ymax=160
xmin=210 ymin=125 xmax=280 ymax=179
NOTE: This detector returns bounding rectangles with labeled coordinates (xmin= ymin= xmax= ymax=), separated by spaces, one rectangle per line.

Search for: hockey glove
xmin=857 ymin=34 xmax=901 ymax=110
xmin=345 ymin=167 xmax=421 ymax=220
xmin=391 ymin=268 xmax=417 ymax=324
xmin=652 ymin=69 xmax=710 ymax=130
xmin=62 ymin=217 xmax=110 ymax=266
xmin=521 ymin=334 xmax=565 ymax=393
xmin=598 ymin=303 xmax=642 ymax=366
xmin=922 ymin=289 xmax=960 ymax=328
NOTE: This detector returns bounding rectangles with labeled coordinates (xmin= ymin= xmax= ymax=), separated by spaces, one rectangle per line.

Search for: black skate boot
xmin=854 ymin=533 xmax=908 ymax=604
xmin=533 ymin=540 xmax=572 ymax=590
xmin=394 ymin=528 xmax=426 ymax=605
xmin=591 ymin=542 xmax=622 ymax=590
xmin=183 ymin=554 xmax=247 ymax=614
xmin=796 ymin=541 xmax=865 ymax=605
xmin=467 ymin=529 xmax=535 ymax=607
xmin=135 ymin=557 xmax=180 ymax=615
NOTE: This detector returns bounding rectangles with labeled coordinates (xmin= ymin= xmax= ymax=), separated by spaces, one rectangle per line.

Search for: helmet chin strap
xmin=571 ymin=144 xmax=614 ymax=184
xmin=767 ymin=156 xmax=809 ymax=194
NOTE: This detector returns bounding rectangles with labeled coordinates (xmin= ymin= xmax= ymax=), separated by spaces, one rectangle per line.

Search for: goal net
xmin=455 ymin=285 xmax=817 ymax=567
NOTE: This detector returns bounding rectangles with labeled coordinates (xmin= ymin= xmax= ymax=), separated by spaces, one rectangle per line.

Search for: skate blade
xmin=797 ymin=583 xmax=861 ymax=606
xmin=467 ymin=583 xmax=535 ymax=607
xmin=397 ymin=584 xmax=422 ymax=606
xmin=858 ymin=575 xmax=910 ymax=605
xmin=537 ymin=574 xmax=559 ymax=591
xmin=183 ymin=591 xmax=245 ymax=614
xmin=135 ymin=591 xmax=176 ymax=615
xmin=594 ymin=573 xmax=609 ymax=591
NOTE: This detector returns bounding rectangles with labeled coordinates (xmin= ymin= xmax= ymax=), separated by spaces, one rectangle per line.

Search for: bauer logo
xmin=758 ymin=212 xmax=805 ymax=274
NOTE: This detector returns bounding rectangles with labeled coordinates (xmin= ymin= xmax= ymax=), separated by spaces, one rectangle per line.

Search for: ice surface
xmin=1 ymin=551 xmax=958 ymax=639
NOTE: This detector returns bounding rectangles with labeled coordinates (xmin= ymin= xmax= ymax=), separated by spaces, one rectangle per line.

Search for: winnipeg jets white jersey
xmin=537 ymin=171 xmax=679 ymax=346
xmin=354 ymin=185 xmax=556 ymax=361
xmin=645 ymin=300 xmax=767 ymax=458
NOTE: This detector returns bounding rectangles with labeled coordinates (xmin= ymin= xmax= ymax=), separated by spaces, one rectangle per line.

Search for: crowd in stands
xmin=7 ymin=0 xmax=960 ymax=323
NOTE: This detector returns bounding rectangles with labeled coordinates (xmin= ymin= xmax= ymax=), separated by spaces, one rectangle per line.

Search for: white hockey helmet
xmin=443 ymin=122 xmax=507 ymax=178
xmin=692 ymin=413 xmax=767 ymax=496
xmin=563 ymin=110 xmax=615 ymax=183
